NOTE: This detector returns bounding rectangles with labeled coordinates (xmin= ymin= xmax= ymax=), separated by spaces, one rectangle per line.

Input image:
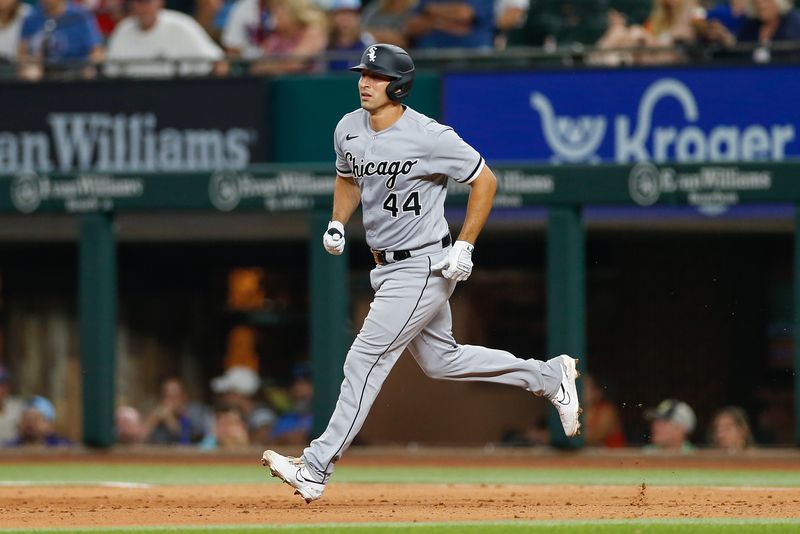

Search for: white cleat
xmin=261 ymin=450 xmax=325 ymax=503
xmin=549 ymin=354 xmax=582 ymax=437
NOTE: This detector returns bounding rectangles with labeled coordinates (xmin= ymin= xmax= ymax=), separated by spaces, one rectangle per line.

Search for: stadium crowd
xmin=0 ymin=362 xmax=780 ymax=452
xmin=0 ymin=0 xmax=799 ymax=80
xmin=0 ymin=363 xmax=315 ymax=449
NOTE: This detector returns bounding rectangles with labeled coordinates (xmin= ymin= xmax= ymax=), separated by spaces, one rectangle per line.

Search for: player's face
xmin=358 ymin=70 xmax=393 ymax=112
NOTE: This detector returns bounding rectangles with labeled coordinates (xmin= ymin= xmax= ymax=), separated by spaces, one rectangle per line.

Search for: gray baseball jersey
xmin=301 ymin=105 xmax=565 ymax=484
xmin=334 ymin=106 xmax=485 ymax=251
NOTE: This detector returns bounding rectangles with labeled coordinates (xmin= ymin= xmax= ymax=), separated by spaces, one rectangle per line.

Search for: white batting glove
xmin=322 ymin=220 xmax=345 ymax=255
xmin=432 ymin=240 xmax=474 ymax=282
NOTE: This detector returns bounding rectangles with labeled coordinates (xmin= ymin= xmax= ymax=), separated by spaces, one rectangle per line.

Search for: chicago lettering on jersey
xmin=345 ymin=151 xmax=418 ymax=189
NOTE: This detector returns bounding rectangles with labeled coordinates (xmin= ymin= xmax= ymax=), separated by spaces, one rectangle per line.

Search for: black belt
xmin=371 ymin=234 xmax=451 ymax=266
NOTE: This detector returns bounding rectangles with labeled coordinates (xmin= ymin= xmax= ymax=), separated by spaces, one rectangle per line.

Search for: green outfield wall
xmin=1 ymin=161 xmax=799 ymax=447
xmin=270 ymin=73 xmax=441 ymax=163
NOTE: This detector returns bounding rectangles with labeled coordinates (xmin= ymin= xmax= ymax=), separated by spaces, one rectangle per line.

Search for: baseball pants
xmin=302 ymin=247 xmax=564 ymax=482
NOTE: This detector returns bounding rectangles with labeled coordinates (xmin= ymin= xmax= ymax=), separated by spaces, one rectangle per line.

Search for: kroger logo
xmin=530 ymin=78 xmax=795 ymax=164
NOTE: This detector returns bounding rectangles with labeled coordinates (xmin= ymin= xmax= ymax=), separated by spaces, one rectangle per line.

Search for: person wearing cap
xmin=5 ymin=396 xmax=71 ymax=447
xmin=325 ymin=0 xmax=375 ymax=70
xmin=644 ymin=398 xmax=696 ymax=454
xmin=0 ymin=366 xmax=24 ymax=443
xmin=211 ymin=366 xmax=276 ymax=444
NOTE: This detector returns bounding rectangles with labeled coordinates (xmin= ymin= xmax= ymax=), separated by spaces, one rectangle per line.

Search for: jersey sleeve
xmin=429 ymin=128 xmax=485 ymax=184
xmin=333 ymin=123 xmax=352 ymax=178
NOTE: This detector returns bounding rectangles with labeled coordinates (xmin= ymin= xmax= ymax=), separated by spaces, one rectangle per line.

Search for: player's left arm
xmin=458 ymin=164 xmax=496 ymax=245
xmin=432 ymin=164 xmax=496 ymax=281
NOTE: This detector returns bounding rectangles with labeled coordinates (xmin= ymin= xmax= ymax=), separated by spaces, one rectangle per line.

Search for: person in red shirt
xmin=583 ymin=374 xmax=626 ymax=448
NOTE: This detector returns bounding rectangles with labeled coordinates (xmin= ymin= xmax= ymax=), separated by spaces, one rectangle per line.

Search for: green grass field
xmin=1 ymin=462 xmax=799 ymax=533
xmin=0 ymin=462 xmax=799 ymax=487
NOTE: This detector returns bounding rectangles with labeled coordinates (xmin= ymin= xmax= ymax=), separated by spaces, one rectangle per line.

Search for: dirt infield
xmin=2 ymin=450 xmax=800 ymax=529
xmin=3 ymin=482 xmax=800 ymax=528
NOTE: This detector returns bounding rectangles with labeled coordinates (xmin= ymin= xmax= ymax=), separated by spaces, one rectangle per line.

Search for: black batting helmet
xmin=349 ymin=44 xmax=415 ymax=102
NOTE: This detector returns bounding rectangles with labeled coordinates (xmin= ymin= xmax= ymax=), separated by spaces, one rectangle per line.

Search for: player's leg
xmin=407 ymin=300 xmax=581 ymax=435
xmin=299 ymin=256 xmax=452 ymax=483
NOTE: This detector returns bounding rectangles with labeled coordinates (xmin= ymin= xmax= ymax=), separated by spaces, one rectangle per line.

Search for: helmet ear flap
xmin=386 ymin=78 xmax=413 ymax=102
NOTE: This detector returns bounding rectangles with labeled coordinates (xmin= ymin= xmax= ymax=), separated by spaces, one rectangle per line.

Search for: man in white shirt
xmin=106 ymin=0 xmax=226 ymax=78
xmin=221 ymin=0 xmax=271 ymax=60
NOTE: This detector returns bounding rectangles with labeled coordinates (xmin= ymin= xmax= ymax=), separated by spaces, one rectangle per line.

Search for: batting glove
xmin=432 ymin=240 xmax=474 ymax=282
xmin=322 ymin=220 xmax=345 ymax=255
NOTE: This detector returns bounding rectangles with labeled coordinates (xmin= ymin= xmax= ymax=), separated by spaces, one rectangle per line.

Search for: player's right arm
xmin=323 ymin=175 xmax=360 ymax=256
xmin=331 ymin=174 xmax=361 ymax=226
xmin=324 ymin=119 xmax=361 ymax=255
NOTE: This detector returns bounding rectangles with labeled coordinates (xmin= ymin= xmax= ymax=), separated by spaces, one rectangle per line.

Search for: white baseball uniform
xmin=302 ymin=106 xmax=564 ymax=482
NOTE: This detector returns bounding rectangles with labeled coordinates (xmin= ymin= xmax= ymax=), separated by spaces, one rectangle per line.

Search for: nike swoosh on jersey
xmin=346 ymin=134 xmax=358 ymax=141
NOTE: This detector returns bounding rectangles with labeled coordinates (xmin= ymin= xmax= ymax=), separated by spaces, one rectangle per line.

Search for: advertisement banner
xmin=0 ymin=78 xmax=267 ymax=174
xmin=443 ymin=66 xmax=800 ymax=164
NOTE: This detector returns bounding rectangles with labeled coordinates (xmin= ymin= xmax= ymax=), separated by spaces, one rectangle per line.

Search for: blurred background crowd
xmin=0 ymin=362 xmax=764 ymax=453
xmin=0 ymin=0 xmax=799 ymax=80
xmin=0 ymin=363 xmax=315 ymax=449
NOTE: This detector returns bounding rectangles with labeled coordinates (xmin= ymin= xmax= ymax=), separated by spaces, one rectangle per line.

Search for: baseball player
xmin=262 ymin=43 xmax=580 ymax=503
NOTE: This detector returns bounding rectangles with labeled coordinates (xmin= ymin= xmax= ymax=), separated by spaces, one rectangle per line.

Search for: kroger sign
xmin=443 ymin=66 xmax=799 ymax=164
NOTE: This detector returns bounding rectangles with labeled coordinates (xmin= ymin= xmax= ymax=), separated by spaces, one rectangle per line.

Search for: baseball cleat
xmin=549 ymin=354 xmax=582 ymax=437
xmin=261 ymin=450 xmax=325 ymax=503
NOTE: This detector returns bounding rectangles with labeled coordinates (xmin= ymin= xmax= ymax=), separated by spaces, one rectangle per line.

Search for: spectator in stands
xmin=493 ymin=0 xmax=528 ymax=48
xmin=405 ymin=0 xmax=495 ymax=49
xmin=271 ymin=363 xmax=313 ymax=445
xmin=0 ymin=0 xmax=31 ymax=62
xmin=737 ymin=0 xmax=800 ymax=43
xmin=709 ymin=406 xmax=754 ymax=452
xmin=643 ymin=398 xmax=696 ymax=454
xmin=222 ymin=0 xmax=266 ymax=58
xmin=222 ymin=0 xmax=274 ymax=59
xmin=143 ymin=375 xmax=211 ymax=445
xmin=595 ymin=0 xmax=699 ymax=64
xmin=195 ymin=0 xmax=221 ymax=39
xmin=594 ymin=8 xmax=641 ymax=65
xmin=705 ymin=0 xmax=748 ymax=35
xmin=500 ymin=415 xmax=549 ymax=447
xmin=78 ymin=0 xmax=125 ymax=38
xmin=699 ymin=0 xmax=800 ymax=60
xmin=582 ymin=374 xmax=625 ymax=448
xmin=5 ymin=396 xmax=71 ymax=447
xmin=210 ymin=365 xmax=276 ymax=444
xmin=18 ymin=0 xmax=104 ymax=81
xmin=0 ymin=366 xmax=23 ymax=443
xmin=202 ymin=402 xmax=250 ymax=449
xmin=326 ymin=0 xmax=374 ymax=70
xmin=361 ymin=0 xmax=417 ymax=47
xmin=249 ymin=0 xmax=327 ymax=74
xmin=116 ymin=405 xmax=145 ymax=445
xmin=105 ymin=0 xmax=226 ymax=78
xmin=645 ymin=0 xmax=698 ymax=45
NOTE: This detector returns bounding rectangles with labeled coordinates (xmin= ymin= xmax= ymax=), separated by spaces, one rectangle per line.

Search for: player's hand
xmin=322 ymin=220 xmax=345 ymax=255
xmin=432 ymin=240 xmax=474 ymax=282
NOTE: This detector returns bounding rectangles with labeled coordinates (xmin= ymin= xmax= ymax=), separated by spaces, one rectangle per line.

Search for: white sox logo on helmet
xmin=367 ymin=47 xmax=377 ymax=62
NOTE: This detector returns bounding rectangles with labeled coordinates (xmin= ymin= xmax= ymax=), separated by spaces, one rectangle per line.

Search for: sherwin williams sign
xmin=0 ymin=78 xmax=266 ymax=174
xmin=443 ymin=67 xmax=799 ymax=164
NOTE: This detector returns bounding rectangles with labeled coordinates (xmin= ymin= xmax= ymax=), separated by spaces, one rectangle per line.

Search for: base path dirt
xmin=2 ymin=483 xmax=800 ymax=529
